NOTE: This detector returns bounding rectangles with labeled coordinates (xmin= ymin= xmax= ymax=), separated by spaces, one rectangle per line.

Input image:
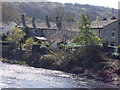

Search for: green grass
xmin=11 ymin=60 xmax=28 ymax=65
xmin=0 ymin=58 xmax=28 ymax=65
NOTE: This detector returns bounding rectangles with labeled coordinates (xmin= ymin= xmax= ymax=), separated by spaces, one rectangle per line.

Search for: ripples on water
xmin=0 ymin=62 xmax=118 ymax=88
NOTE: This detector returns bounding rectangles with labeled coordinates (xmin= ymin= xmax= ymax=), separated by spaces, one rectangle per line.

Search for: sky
xmin=49 ymin=0 xmax=119 ymax=9
xmin=2 ymin=0 xmax=120 ymax=9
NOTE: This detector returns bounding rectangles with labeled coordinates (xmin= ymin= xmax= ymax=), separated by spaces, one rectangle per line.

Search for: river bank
xmin=1 ymin=46 xmax=120 ymax=88
xmin=1 ymin=58 xmax=120 ymax=88
xmin=1 ymin=62 xmax=119 ymax=88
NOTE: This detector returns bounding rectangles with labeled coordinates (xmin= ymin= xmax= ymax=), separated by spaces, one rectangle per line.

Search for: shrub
xmin=61 ymin=45 xmax=106 ymax=71
xmin=23 ymin=38 xmax=35 ymax=50
xmin=39 ymin=54 xmax=57 ymax=69
xmin=118 ymin=45 xmax=120 ymax=53
xmin=111 ymin=53 xmax=120 ymax=59
xmin=6 ymin=27 xmax=26 ymax=48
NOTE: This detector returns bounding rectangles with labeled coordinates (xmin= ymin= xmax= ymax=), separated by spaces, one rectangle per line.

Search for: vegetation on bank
xmin=0 ymin=58 xmax=27 ymax=65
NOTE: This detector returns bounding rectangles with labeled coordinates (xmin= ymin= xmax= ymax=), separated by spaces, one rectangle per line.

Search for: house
xmin=1 ymin=22 xmax=17 ymax=34
xmin=90 ymin=17 xmax=120 ymax=46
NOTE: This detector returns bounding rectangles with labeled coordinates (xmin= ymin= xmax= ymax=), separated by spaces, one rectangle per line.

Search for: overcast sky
xmin=49 ymin=0 xmax=119 ymax=9
xmin=2 ymin=0 xmax=120 ymax=9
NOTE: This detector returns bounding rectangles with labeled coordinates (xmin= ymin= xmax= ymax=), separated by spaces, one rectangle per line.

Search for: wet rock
xmin=86 ymin=73 xmax=95 ymax=79
xmin=72 ymin=67 xmax=85 ymax=74
xmin=115 ymin=69 xmax=120 ymax=75
xmin=97 ymin=71 xmax=114 ymax=82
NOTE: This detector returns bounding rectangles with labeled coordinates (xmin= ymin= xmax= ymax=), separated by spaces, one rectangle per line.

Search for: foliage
xmin=73 ymin=13 xmax=100 ymax=46
xmin=24 ymin=26 xmax=30 ymax=40
xmin=39 ymin=54 xmax=58 ymax=69
xmin=2 ymin=4 xmax=18 ymax=23
xmin=2 ymin=2 xmax=117 ymax=23
xmin=2 ymin=34 xmax=7 ymax=41
xmin=118 ymin=45 xmax=120 ymax=53
xmin=95 ymin=16 xmax=101 ymax=21
xmin=6 ymin=27 xmax=26 ymax=47
xmin=103 ymin=41 xmax=109 ymax=49
xmin=61 ymin=45 xmax=106 ymax=71
xmin=0 ymin=58 xmax=27 ymax=65
xmin=23 ymin=38 xmax=35 ymax=50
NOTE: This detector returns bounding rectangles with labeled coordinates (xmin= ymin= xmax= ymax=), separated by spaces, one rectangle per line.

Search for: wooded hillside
xmin=2 ymin=2 xmax=118 ymax=23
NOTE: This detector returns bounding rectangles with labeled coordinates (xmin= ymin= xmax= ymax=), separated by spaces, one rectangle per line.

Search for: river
xmin=0 ymin=62 xmax=118 ymax=88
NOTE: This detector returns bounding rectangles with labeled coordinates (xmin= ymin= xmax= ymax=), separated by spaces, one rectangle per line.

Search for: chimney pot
xmin=103 ymin=18 xmax=107 ymax=21
xmin=111 ymin=16 xmax=116 ymax=20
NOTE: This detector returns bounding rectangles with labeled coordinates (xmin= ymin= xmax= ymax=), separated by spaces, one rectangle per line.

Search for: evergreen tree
xmin=74 ymin=13 xmax=100 ymax=46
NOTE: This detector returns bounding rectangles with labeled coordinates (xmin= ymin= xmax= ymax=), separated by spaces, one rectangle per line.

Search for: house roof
xmin=34 ymin=36 xmax=47 ymax=40
xmin=2 ymin=22 xmax=17 ymax=34
xmin=90 ymin=19 xmax=118 ymax=29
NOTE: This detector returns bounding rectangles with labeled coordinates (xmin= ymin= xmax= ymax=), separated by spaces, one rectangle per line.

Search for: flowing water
xmin=0 ymin=62 xmax=118 ymax=88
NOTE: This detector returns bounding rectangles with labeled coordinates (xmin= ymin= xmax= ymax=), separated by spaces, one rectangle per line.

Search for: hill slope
xmin=2 ymin=2 xmax=118 ymax=23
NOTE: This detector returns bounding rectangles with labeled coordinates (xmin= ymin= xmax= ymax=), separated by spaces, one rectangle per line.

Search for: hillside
xmin=2 ymin=2 xmax=118 ymax=23
xmin=2 ymin=3 xmax=18 ymax=23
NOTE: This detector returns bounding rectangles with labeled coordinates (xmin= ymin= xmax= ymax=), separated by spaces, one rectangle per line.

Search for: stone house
xmin=90 ymin=17 xmax=120 ymax=46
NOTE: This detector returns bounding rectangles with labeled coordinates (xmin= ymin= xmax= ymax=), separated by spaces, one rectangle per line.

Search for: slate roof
xmin=2 ymin=22 xmax=17 ymax=34
xmin=90 ymin=19 xmax=118 ymax=29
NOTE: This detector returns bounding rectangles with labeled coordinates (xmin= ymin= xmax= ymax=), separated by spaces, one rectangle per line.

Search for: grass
xmin=0 ymin=58 xmax=28 ymax=65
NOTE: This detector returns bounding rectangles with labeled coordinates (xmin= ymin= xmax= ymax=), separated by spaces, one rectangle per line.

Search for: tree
xmin=6 ymin=27 xmax=26 ymax=48
xmin=74 ymin=13 xmax=100 ymax=46
xmin=23 ymin=38 xmax=35 ymax=50
xmin=24 ymin=26 xmax=30 ymax=40
xmin=95 ymin=16 xmax=100 ymax=21
xmin=2 ymin=34 xmax=7 ymax=41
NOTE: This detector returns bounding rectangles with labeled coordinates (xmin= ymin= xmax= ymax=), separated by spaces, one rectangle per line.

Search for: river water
xmin=0 ymin=62 xmax=118 ymax=88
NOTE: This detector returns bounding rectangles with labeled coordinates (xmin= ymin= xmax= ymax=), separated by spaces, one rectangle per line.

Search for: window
xmin=111 ymin=42 xmax=115 ymax=46
xmin=112 ymin=30 xmax=115 ymax=38
xmin=112 ymin=32 xmax=115 ymax=38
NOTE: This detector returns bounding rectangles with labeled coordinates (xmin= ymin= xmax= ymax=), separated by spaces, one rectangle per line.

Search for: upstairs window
xmin=112 ymin=30 xmax=115 ymax=38
xmin=112 ymin=32 xmax=115 ymax=38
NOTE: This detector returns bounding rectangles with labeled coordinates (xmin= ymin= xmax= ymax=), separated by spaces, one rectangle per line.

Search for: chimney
xmin=32 ymin=18 xmax=36 ymax=29
xmin=46 ymin=16 xmax=51 ymax=28
xmin=103 ymin=17 xmax=107 ymax=21
xmin=22 ymin=15 xmax=26 ymax=27
xmin=111 ymin=16 xmax=116 ymax=20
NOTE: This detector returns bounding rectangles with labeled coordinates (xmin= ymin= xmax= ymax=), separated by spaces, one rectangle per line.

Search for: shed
xmin=34 ymin=36 xmax=47 ymax=41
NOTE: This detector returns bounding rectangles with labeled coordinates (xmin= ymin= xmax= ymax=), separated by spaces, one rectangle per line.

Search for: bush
xmin=118 ymin=45 xmax=120 ymax=53
xmin=111 ymin=53 xmax=120 ymax=60
xmin=39 ymin=54 xmax=57 ymax=69
xmin=23 ymin=38 xmax=35 ymax=50
xmin=6 ymin=27 xmax=26 ymax=48
xmin=61 ymin=45 xmax=106 ymax=71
